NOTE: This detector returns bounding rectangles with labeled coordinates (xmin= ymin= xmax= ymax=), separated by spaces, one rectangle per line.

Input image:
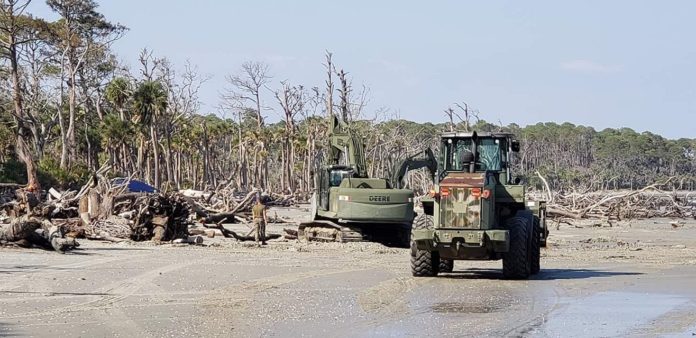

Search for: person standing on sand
xmin=251 ymin=196 xmax=268 ymax=246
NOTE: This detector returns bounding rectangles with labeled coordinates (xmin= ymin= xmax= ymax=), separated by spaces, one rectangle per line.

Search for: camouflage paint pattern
xmin=439 ymin=187 xmax=481 ymax=229
xmin=437 ymin=172 xmax=486 ymax=229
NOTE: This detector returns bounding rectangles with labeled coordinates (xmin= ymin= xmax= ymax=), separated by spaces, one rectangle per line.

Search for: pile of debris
xmin=89 ymin=192 xmax=191 ymax=242
xmin=1 ymin=169 xmax=300 ymax=252
xmin=0 ymin=165 xmax=195 ymax=250
xmin=531 ymin=176 xmax=696 ymax=220
xmin=180 ymin=186 xmax=296 ymax=223
xmin=181 ymin=187 xmax=296 ymax=242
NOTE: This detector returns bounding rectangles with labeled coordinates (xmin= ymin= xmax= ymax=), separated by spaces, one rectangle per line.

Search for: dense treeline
xmin=491 ymin=122 xmax=696 ymax=191
xmin=1 ymin=0 xmax=694 ymax=196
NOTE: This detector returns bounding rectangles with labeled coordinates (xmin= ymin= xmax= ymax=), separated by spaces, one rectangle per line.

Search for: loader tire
xmin=439 ymin=259 xmax=454 ymax=273
xmin=410 ymin=214 xmax=438 ymax=277
xmin=531 ymin=216 xmax=541 ymax=275
xmin=503 ymin=216 xmax=531 ymax=279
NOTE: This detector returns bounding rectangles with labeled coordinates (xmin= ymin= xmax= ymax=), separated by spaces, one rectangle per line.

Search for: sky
xmin=28 ymin=0 xmax=696 ymax=139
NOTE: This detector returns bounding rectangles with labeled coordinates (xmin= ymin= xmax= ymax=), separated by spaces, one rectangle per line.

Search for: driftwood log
xmin=0 ymin=215 xmax=79 ymax=252
xmin=203 ymin=223 xmax=281 ymax=241
xmin=283 ymin=228 xmax=298 ymax=240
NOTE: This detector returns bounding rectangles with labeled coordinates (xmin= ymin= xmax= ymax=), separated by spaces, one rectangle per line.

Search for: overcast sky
xmin=29 ymin=0 xmax=696 ymax=139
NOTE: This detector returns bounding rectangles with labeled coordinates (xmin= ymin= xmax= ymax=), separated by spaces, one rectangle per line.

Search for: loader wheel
xmin=502 ymin=216 xmax=531 ymax=279
xmin=530 ymin=216 xmax=541 ymax=275
xmin=410 ymin=214 xmax=438 ymax=277
xmin=439 ymin=259 xmax=454 ymax=273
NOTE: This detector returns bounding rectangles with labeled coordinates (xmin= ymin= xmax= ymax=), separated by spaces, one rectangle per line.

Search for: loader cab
xmin=438 ymin=132 xmax=519 ymax=185
xmin=431 ymin=132 xmax=524 ymax=232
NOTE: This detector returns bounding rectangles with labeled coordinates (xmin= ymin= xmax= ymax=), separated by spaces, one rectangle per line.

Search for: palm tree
xmin=105 ymin=77 xmax=132 ymax=122
xmin=105 ymin=77 xmax=133 ymax=172
xmin=133 ymin=81 xmax=168 ymax=188
xmin=101 ymin=114 xmax=133 ymax=173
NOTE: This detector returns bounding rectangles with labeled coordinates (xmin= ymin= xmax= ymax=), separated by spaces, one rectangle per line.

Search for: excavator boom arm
xmin=392 ymin=148 xmax=437 ymax=189
xmin=327 ymin=115 xmax=367 ymax=177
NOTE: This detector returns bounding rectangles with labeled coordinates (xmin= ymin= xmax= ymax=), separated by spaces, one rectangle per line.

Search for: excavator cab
xmin=329 ymin=166 xmax=354 ymax=187
xmin=317 ymin=165 xmax=356 ymax=211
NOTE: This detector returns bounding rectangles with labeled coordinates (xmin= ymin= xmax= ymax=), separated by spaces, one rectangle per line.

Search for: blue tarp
xmin=112 ymin=178 xmax=157 ymax=193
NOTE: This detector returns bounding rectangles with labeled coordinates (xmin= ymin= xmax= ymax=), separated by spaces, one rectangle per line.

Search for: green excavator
xmin=297 ymin=115 xmax=428 ymax=247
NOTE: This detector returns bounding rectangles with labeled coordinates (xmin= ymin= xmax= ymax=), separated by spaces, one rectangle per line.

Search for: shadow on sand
xmin=439 ymin=268 xmax=642 ymax=280
xmin=79 ymin=246 xmax=151 ymax=252
xmin=0 ymin=264 xmax=74 ymax=274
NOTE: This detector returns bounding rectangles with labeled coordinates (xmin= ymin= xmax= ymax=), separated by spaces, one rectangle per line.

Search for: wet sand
xmin=1 ymin=212 xmax=695 ymax=337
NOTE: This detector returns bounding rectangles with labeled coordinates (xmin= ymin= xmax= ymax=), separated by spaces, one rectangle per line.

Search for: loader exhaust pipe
xmin=470 ymin=132 xmax=478 ymax=173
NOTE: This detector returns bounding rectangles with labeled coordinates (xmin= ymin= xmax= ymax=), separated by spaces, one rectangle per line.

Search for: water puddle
xmin=542 ymin=291 xmax=688 ymax=337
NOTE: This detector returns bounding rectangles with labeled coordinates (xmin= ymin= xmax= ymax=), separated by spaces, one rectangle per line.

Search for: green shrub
xmin=0 ymin=158 xmax=28 ymax=184
xmin=38 ymin=158 xmax=90 ymax=190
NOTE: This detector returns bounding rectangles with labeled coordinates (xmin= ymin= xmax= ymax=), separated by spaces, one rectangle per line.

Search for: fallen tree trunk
xmin=228 ymin=190 xmax=259 ymax=214
xmin=200 ymin=212 xmax=236 ymax=224
xmin=0 ymin=215 xmax=48 ymax=242
xmin=203 ymin=223 xmax=281 ymax=241
xmin=546 ymin=207 xmax=582 ymax=219
xmin=283 ymin=228 xmax=298 ymax=240
xmin=0 ymin=215 xmax=79 ymax=252
xmin=172 ymin=235 xmax=204 ymax=244
xmin=87 ymin=231 xmax=128 ymax=243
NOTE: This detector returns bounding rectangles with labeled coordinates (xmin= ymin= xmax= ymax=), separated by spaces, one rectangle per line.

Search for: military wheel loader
xmin=408 ymin=131 xmax=548 ymax=279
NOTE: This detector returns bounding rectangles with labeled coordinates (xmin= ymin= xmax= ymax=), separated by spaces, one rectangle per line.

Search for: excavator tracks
xmin=297 ymin=220 xmax=411 ymax=247
xmin=298 ymin=221 xmax=366 ymax=243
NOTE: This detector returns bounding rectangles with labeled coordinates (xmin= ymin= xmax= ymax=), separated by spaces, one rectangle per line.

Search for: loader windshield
xmin=444 ymin=137 xmax=505 ymax=172
xmin=447 ymin=139 xmax=473 ymax=171
xmin=477 ymin=138 xmax=503 ymax=171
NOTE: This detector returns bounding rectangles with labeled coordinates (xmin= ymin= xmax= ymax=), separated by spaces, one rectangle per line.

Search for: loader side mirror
xmin=511 ymin=140 xmax=520 ymax=152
